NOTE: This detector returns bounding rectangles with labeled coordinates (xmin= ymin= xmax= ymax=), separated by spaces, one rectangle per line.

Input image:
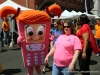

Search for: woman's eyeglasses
xmin=63 ymin=26 xmax=70 ymax=28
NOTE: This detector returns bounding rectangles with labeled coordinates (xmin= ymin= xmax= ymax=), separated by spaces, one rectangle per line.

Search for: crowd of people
xmin=43 ymin=14 xmax=100 ymax=75
xmin=0 ymin=14 xmax=100 ymax=75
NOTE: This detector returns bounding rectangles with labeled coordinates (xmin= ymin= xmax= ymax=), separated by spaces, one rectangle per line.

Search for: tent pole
xmin=85 ymin=0 xmax=88 ymax=14
xmin=9 ymin=15 xmax=15 ymax=48
xmin=26 ymin=0 xmax=28 ymax=8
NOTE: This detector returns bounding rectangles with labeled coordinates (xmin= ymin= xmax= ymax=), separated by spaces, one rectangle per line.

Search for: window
xmin=73 ymin=0 xmax=75 ymax=4
xmin=69 ymin=0 xmax=72 ymax=3
xmin=78 ymin=0 xmax=81 ymax=6
xmin=81 ymin=0 xmax=83 ymax=2
xmin=62 ymin=0 xmax=65 ymax=2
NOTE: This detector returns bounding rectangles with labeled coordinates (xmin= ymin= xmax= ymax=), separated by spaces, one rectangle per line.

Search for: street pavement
xmin=0 ymin=46 xmax=100 ymax=75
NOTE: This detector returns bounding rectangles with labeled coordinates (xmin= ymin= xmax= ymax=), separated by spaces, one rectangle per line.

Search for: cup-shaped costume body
xmin=17 ymin=22 xmax=50 ymax=67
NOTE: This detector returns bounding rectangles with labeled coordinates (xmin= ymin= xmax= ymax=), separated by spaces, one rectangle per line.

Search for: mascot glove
xmin=17 ymin=36 xmax=25 ymax=47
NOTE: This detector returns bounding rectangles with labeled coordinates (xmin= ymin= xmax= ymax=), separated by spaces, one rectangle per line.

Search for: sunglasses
xmin=63 ymin=26 xmax=70 ymax=28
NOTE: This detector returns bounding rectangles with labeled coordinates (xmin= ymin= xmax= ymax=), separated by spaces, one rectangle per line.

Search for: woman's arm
xmin=44 ymin=46 xmax=55 ymax=64
xmin=82 ymin=33 xmax=89 ymax=53
xmin=68 ymin=50 xmax=80 ymax=71
xmin=50 ymin=41 xmax=53 ymax=49
xmin=46 ymin=46 xmax=55 ymax=58
xmin=82 ymin=32 xmax=89 ymax=59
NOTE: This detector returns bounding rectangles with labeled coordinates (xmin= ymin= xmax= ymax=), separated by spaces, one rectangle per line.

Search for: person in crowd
xmin=2 ymin=18 xmax=10 ymax=47
xmin=76 ymin=14 xmax=93 ymax=75
xmin=94 ymin=19 xmax=100 ymax=56
xmin=75 ymin=18 xmax=81 ymax=31
xmin=44 ymin=20 xmax=82 ymax=75
xmin=50 ymin=20 xmax=63 ymax=48
xmin=42 ymin=20 xmax=63 ymax=74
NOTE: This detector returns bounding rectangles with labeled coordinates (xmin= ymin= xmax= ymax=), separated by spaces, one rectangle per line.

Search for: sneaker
xmin=4 ymin=45 xmax=7 ymax=47
xmin=96 ymin=54 xmax=99 ymax=56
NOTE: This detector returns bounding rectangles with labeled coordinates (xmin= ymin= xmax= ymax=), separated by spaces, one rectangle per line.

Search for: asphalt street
xmin=0 ymin=45 xmax=100 ymax=75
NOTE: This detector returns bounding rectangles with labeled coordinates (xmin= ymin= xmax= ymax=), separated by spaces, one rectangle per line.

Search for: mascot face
xmin=24 ymin=23 xmax=47 ymax=52
xmin=24 ymin=24 xmax=46 ymax=43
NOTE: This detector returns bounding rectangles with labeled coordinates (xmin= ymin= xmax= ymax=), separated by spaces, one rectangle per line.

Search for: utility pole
xmin=26 ymin=0 xmax=29 ymax=8
xmin=85 ymin=0 xmax=88 ymax=14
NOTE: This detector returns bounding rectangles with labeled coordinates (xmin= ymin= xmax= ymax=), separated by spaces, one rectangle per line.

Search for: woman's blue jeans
xmin=95 ymin=38 xmax=100 ymax=54
xmin=96 ymin=39 xmax=100 ymax=48
xmin=52 ymin=63 xmax=74 ymax=75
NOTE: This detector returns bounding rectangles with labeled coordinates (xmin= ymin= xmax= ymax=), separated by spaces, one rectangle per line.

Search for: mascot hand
xmin=17 ymin=36 xmax=25 ymax=47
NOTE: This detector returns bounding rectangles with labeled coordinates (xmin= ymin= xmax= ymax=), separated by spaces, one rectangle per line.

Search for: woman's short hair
xmin=79 ymin=14 xmax=89 ymax=25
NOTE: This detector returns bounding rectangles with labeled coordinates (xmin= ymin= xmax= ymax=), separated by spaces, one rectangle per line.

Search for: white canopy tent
xmin=83 ymin=12 xmax=95 ymax=19
xmin=51 ymin=10 xmax=73 ymax=19
xmin=59 ymin=10 xmax=73 ymax=19
xmin=52 ymin=9 xmax=95 ymax=20
xmin=70 ymin=10 xmax=78 ymax=18
xmin=0 ymin=0 xmax=31 ymax=10
xmin=70 ymin=10 xmax=94 ymax=19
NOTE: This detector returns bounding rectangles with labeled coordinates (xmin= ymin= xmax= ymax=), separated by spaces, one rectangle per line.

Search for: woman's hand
xmin=82 ymin=52 xmax=87 ymax=60
xmin=68 ymin=64 xmax=74 ymax=72
xmin=44 ymin=56 xmax=49 ymax=65
xmin=54 ymin=34 xmax=59 ymax=38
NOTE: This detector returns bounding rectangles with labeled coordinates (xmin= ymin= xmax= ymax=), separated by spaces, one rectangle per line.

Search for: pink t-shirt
xmin=54 ymin=34 xmax=82 ymax=67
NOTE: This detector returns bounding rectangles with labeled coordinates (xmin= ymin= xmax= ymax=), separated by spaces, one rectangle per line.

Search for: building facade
xmin=0 ymin=0 xmax=94 ymax=13
xmin=91 ymin=0 xmax=100 ymax=16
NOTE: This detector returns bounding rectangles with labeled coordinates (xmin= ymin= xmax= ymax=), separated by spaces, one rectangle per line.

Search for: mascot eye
xmin=27 ymin=27 xmax=34 ymax=36
xmin=37 ymin=26 xmax=44 ymax=36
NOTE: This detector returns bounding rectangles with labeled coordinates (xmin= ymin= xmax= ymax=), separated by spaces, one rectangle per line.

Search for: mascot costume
xmin=0 ymin=4 xmax=62 ymax=75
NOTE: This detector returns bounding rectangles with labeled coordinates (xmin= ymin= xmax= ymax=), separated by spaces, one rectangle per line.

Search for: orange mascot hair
xmin=0 ymin=4 xmax=62 ymax=24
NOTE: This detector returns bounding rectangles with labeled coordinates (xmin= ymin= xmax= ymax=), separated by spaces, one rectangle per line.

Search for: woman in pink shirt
xmin=44 ymin=20 xmax=82 ymax=75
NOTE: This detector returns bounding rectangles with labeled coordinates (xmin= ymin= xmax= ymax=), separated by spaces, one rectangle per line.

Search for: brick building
xmin=0 ymin=0 xmax=94 ymax=13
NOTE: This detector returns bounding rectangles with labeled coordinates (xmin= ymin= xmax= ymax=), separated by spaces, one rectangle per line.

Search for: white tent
xmin=60 ymin=10 xmax=73 ymax=19
xmin=70 ymin=10 xmax=78 ymax=18
xmin=0 ymin=0 xmax=31 ymax=10
xmin=83 ymin=12 xmax=95 ymax=19
xmin=51 ymin=10 xmax=73 ymax=19
xmin=74 ymin=11 xmax=95 ymax=19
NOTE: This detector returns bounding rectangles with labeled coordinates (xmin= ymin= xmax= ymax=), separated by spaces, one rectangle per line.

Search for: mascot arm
xmin=17 ymin=36 xmax=25 ymax=47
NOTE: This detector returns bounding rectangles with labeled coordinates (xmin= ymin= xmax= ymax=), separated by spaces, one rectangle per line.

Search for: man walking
xmin=2 ymin=18 xmax=10 ymax=47
xmin=94 ymin=19 xmax=100 ymax=56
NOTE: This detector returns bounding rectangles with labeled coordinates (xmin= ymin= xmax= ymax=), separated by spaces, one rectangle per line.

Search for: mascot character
xmin=0 ymin=4 xmax=62 ymax=75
